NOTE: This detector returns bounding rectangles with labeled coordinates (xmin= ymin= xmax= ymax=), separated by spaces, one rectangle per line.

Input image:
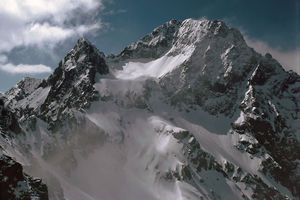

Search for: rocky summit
xmin=0 ymin=18 xmax=299 ymax=200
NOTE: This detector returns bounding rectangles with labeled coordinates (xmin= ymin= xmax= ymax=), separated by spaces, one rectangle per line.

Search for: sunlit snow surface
xmin=16 ymin=95 xmax=273 ymax=200
xmin=115 ymin=47 xmax=194 ymax=79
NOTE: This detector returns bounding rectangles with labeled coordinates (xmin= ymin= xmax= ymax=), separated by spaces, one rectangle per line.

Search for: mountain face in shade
xmin=39 ymin=37 xmax=109 ymax=131
xmin=1 ymin=18 xmax=299 ymax=200
xmin=0 ymin=98 xmax=48 ymax=200
xmin=0 ymin=154 xmax=48 ymax=200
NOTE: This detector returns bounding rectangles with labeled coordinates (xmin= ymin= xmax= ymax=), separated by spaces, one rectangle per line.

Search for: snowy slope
xmin=0 ymin=98 xmax=48 ymax=200
xmin=1 ymin=18 xmax=299 ymax=200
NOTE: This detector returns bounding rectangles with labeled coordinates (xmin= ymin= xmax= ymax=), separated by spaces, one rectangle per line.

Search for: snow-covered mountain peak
xmin=5 ymin=77 xmax=42 ymax=102
xmin=46 ymin=37 xmax=109 ymax=90
xmin=118 ymin=19 xmax=181 ymax=59
xmin=113 ymin=18 xmax=253 ymax=82
xmin=114 ymin=19 xmax=241 ymax=82
xmin=3 ymin=77 xmax=44 ymax=117
xmin=58 ymin=37 xmax=107 ymax=72
xmin=172 ymin=18 xmax=246 ymax=51
xmin=36 ymin=38 xmax=110 ymax=130
xmin=117 ymin=18 xmax=247 ymax=61
xmin=1 ymin=18 xmax=299 ymax=200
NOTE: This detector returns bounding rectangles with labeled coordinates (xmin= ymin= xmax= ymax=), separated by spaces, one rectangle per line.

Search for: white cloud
xmin=245 ymin=37 xmax=300 ymax=74
xmin=0 ymin=55 xmax=8 ymax=63
xmin=22 ymin=23 xmax=100 ymax=48
xmin=0 ymin=63 xmax=52 ymax=74
xmin=0 ymin=0 xmax=103 ymax=74
xmin=0 ymin=0 xmax=103 ymax=52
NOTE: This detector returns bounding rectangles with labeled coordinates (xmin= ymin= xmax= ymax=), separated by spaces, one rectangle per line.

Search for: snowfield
xmin=115 ymin=47 xmax=194 ymax=80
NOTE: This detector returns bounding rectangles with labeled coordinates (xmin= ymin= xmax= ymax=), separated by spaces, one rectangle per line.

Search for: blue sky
xmin=98 ymin=0 xmax=299 ymax=52
xmin=0 ymin=0 xmax=299 ymax=92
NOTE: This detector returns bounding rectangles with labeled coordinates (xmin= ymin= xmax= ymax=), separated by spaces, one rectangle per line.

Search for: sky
xmin=0 ymin=0 xmax=299 ymax=92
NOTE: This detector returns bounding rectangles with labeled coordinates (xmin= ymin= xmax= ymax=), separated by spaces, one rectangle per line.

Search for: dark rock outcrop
xmin=0 ymin=154 xmax=48 ymax=200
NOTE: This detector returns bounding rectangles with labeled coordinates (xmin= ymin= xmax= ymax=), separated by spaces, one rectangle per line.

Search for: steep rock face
xmin=169 ymin=130 xmax=288 ymax=200
xmin=4 ymin=38 xmax=110 ymax=133
xmin=233 ymin=56 xmax=300 ymax=196
xmin=4 ymin=77 xmax=46 ymax=121
xmin=0 ymin=100 xmax=48 ymax=200
xmin=0 ymin=98 xmax=22 ymax=134
xmin=39 ymin=38 xmax=109 ymax=131
xmin=112 ymin=18 xmax=260 ymax=116
xmin=0 ymin=154 xmax=48 ymax=200
xmin=119 ymin=19 xmax=181 ymax=59
xmin=158 ymin=19 xmax=258 ymax=116
xmin=4 ymin=38 xmax=109 ymax=133
xmin=5 ymin=77 xmax=42 ymax=104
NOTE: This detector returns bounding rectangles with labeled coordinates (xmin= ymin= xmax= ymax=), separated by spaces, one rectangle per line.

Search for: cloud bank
xmin=245 ymin=37 xmax=300 ymax=74
xmin=0 ymin=0 xmax=103 ymax=74
xmin=0 ymin=63 xmax=52 ymax=74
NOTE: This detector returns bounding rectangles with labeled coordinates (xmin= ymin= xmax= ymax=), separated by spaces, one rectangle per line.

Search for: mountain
xmin=1 ymin=18 xmax=299 ymax=200
xmin=0 ymin=98 xmax=48 ymax=200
